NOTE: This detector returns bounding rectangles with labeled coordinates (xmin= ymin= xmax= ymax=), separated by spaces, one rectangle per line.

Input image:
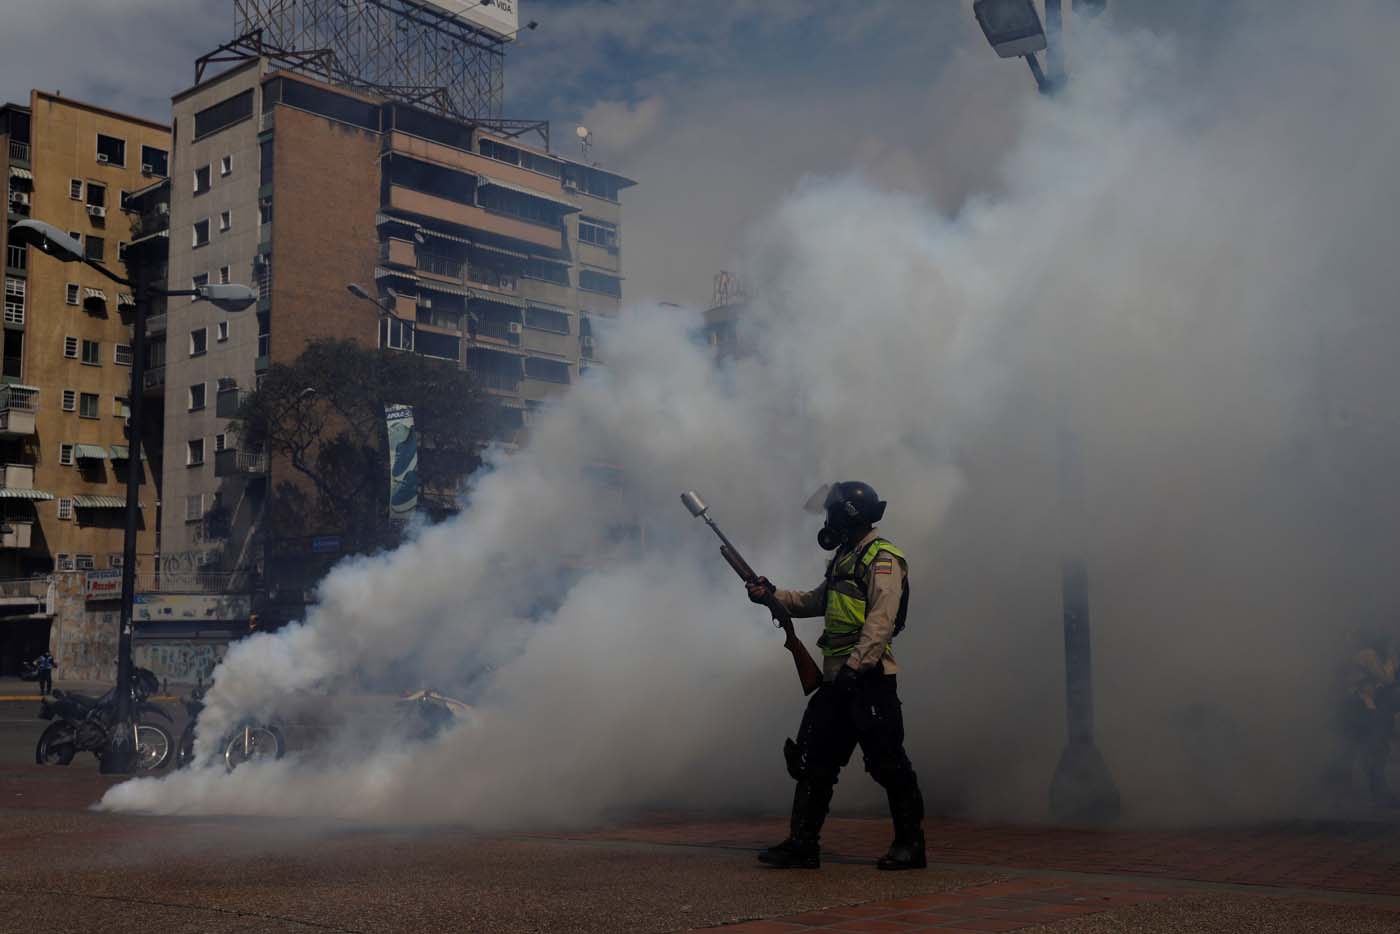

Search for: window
xmin=58 ymin=445 xmax=74 ymax=467
xmin=3 ymin=278 xmax=22 ymax=325
xmin=219 ymin=265 xmax=230 ymax=285
xmin=190 ymin=328 xmax=208 ymax=356
xmin=193 ymin=219 xmax=209 ymax=247
xmin=216 ymin=321 xmax=229 ymax=342
xmin=79 ymin=392 xmax=99 ymax=419
xmin=56 ymin=554 xmax=75 ymax=572
xmin=215 ymin=433 xmax=227 ymax=453
xmin=118 ymin=241 xmax=128 ymax=263
xmin=86 ymin=184 xmax=106 ymax=208
xmin=379 ymin=316 xmax=414 ymax=352
xmin=577 ymin=217 xmax=618 ymax=248
xmin=220 ymin=155 xmax=233 ymax=176
xmin=195 ymin=89 xmax=254 ymax=138
xmin=259 ymin=138 xmax=274 ymax=186
xmin=81 ymin=339 xmax=100 ymax=366
xmin=84 ymin=235 xmax=104 ymax=263
xmin=219 ymin=210 xmax=231 ymax=232
xmin=140 ymin=145 xmax=168 ymax=177
xmin=65 ymin=283 xmax=80 ymax=305
xmin=96 ymin=134 xmax=126 ymax=166
xmin=61 ymin=389 xmax=76 ymax=412
xmin=184 ymin=494 xmax=204 ymax=522
xmin=114 ymin=343 xmax=132 ymax=366
xmin=186 ymin=438 xmax=205 ymax=466
xmin=113 ymin=396 xmax=129 ymax=418
xmin=524 ymin=305 xmax=570 ymax=334
xmin=74 ymin=554 xmax=96 ymax=570
xmin=193 ymin=165 xmax=211 ymax=194
xmin=108 ymin=554 xmax=124 ymax=569
xmin=63 ymin=336 xmax=78 ymax=359
xmin=5 ymin=244 xmax=24 ymax=271
xmin=188 ymin=383 xmax=206 ymax=410
xmin=579 ymin=269 xmax=622 ymax=298
xmin=57 ymin=498 xmax=73 ymax=520
xmin=69 ymin=179 xmax=83 ymax=200
xmin=523 ymin=257 xmax=569 ymax=286
xmin=524 ymin=357 xmax=571 ymax=384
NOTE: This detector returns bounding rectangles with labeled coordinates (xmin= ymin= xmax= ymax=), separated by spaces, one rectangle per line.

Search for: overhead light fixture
xmin=973 ymin=0 xmax=1048 ymax=58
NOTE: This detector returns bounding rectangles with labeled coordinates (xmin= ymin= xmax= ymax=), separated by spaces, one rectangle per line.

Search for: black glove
xmin=746 ymin=576 xmax=776 ymax=605
xmin=833 ymin=664 xmax=861 ymax=694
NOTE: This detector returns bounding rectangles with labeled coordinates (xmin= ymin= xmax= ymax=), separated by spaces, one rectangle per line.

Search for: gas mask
xmin=817 ymin=523 xmax=844 ymax=551
xmin=805 ymin=481 xmax=886 ymax=551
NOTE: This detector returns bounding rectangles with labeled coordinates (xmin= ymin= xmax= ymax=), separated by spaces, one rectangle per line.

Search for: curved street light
xmin=11 ymin=219 xmax=255 ymax=774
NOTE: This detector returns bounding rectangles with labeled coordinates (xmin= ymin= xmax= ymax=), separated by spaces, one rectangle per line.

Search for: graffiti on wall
xmin=134 ymin=641 xmax=226 ymax=685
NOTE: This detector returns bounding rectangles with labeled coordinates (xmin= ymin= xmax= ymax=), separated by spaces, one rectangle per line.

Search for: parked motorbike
xmin=175 ymin=684 xmax=286 ymax=772
xmin=35 ymin=667 xmax=173 ymax=771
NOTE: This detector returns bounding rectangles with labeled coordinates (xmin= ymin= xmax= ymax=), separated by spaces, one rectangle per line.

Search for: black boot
xmin=877 ymin=781 xmax=926 ymax=871
xmin=759 ymin=780 xmax=833 ymax=869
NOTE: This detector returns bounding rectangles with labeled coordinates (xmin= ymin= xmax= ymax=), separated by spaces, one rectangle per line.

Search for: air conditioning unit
xmin=562 ymin=179 xmax=579 ymax=191
xmin=507 ymin=322 xmax=523 ymax=335
xmin=96 ymin=153 xmax=110 ymax=164
xmin=141 ymin=164 xmax=154 ymax=175
xmin=87 ymin=205 xmax=107 ymax=218
xmin=11 ymin=192 xmax=29 ymax=206
xmin=156 ymin=203 xmax=170 ymax=216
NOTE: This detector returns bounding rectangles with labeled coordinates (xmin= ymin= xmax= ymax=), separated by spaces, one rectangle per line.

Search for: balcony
xmin=0 ymin=575 xmax=48 ymax=606
xmin=142 ymin=366 xmax=165 ymax=398
xmin=386 ymin=186 xmax=563 ymax=253
xmin=0 ymin=464 xmax=34 ymax=490
xmin=381 ymin=237 xmax=416 ymax=269
xmin=146 ymin=312 xmax=167 ymax=335
xmin=387 ymin=132 xmax=570 ymax=202
xmin=418 ymin=250 xmax=464 ymax=281
xmin=216 ymin=386 xmax=252 ymax=418
xmin=0 ymin=521 xmax=33 ymax=550
xmin=215 ymin=448 xmax=267 ymax=478
xmin=8 ymin=141 xmax=29 ymax=164
xmin=0 ymin=385 xmax=37 ymax=436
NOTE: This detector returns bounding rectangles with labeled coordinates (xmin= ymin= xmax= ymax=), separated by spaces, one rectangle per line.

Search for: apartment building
xmin=160 ymin=62 xmax=633 ymax=602
xmin=0 ymin=93 xmax=169 ymax=672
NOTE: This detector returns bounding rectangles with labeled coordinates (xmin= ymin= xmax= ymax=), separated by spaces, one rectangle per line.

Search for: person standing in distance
xmin=747 ymin=481 xmax=925 ymax=870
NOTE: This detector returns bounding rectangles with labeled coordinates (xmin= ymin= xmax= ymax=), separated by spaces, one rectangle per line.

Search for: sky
xmin=0 ymin=0 xmax=1226 ymax=307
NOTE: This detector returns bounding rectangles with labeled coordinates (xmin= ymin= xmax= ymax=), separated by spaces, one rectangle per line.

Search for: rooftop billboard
xmin=421 ymin=0 xmax=519 ymax=41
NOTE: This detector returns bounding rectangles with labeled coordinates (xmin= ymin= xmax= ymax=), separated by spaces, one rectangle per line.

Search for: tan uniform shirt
xmin=774 ymin=528 xmax=904 ymax=681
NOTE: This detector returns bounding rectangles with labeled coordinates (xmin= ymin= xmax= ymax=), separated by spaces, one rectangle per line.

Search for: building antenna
xmin=575 ymin=125 xmax=592 ymax=164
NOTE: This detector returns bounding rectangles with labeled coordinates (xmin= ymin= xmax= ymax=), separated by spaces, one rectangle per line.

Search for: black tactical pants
xmin=794 ymin=671 xmax=919 ymax=793
xmin=37 ymin=670 xmax=52 ymax=694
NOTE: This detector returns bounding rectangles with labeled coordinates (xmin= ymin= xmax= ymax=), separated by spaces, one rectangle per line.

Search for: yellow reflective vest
xmin=817 ymin=538 xmax=908 ymax=658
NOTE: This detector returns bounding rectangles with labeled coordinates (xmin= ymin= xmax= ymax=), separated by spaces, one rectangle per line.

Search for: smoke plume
xmin=103 ymin=2 xmax=1400 ymax=826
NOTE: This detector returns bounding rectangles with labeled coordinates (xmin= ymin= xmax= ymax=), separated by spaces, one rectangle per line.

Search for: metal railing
xmin=0 ymin=575 xmax=48 ymax=600
xmin=142 ymin=366 xmax=165 ymax=391
xmin=137 ymin=569 xmax=256 ymax=595
xmin=418 ymin=251 xmax=464 ymax=280
xmin=146 ymin=312 xmax=167 ymax=334
xmin=466 ymin=266 xmax=518 ymax=292
xmin=0 ymin=385 xmax=38 ymax=412
xmin=474 ymin=316 xmax=520 ymax=342
xmin=8 ymin=141 xmax=29 ymax=162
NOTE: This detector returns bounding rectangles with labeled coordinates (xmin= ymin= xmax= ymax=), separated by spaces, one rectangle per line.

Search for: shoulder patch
xmin=872 ymin=556 xmax=894 ymax=575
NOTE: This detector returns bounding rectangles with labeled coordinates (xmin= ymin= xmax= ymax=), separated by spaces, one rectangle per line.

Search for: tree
xmin=234 ymin=339 xmax=497 ymax=557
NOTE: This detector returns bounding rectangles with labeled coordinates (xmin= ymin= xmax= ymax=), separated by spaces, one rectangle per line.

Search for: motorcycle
xmin=34 ymin=668 xmax=173 ymax=771
xmin=175 ymin=684 xmax=286 ymax=772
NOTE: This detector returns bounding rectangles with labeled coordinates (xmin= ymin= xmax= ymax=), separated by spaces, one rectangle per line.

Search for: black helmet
xmin=817 ymin=481 xmax=887 ymax=549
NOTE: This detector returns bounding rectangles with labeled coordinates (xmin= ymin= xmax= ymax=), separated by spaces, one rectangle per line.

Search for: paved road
xmin=5 ymin=696 xmax=1400 ymax=933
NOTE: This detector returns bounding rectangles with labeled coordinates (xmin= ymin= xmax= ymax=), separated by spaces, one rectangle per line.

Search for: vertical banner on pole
xmin=385 ymin=403 xmax=418 ymax=517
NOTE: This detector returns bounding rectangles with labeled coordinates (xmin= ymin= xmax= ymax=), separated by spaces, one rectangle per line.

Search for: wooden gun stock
xmin=721 ymin=544 xmax=822 ymax=696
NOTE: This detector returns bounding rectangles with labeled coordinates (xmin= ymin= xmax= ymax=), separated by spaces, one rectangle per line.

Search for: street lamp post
xmin=972 ymin=1 xmax=1121 ymax=824
xmin=10 ymin=220 xmax=256 ymax=774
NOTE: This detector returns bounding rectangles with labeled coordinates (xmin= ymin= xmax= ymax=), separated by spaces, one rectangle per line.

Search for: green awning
xmin=73 ymin=495 xmax=128 ymax=509
xmin=73 ymin=444 xmax=107 ymax=460
xmin=0 ymin=488 xmax=53 ymax=501
xmin=109 ymin=445 xmax=143 ymax=461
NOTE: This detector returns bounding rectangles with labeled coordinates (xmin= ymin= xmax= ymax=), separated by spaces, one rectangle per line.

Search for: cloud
xmin=578 ymin=95 xmax=664 ymax=157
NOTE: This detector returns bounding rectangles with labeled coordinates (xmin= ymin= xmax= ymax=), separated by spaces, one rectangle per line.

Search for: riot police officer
xmin=747 ymin=481 xmax=925 ymax=870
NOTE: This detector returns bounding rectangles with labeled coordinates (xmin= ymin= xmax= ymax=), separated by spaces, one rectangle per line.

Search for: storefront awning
xmin=73 ymin=495 xmax=128 ymax=509
xmin=0 ymin=488 xmax=53 ymax=501
xmin=73 ymin=444 xmax=107 ymax=461
xmin=477 ymin=176 xmax=581 ymax=213
xmin=9 ymin=166 xmax=33 ymax=181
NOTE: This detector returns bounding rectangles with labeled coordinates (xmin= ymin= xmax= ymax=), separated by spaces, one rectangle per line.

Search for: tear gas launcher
xmin=681 ymin=491 xmax=822 ymax=696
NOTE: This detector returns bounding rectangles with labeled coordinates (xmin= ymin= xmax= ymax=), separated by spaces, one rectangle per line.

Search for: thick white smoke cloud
xmin=104 ymin=3 xmax=1400 ymax=825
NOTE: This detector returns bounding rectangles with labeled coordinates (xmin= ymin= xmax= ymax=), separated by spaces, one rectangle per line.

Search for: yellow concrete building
xmin=1 ymin=92 xmax=168 ymax=583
